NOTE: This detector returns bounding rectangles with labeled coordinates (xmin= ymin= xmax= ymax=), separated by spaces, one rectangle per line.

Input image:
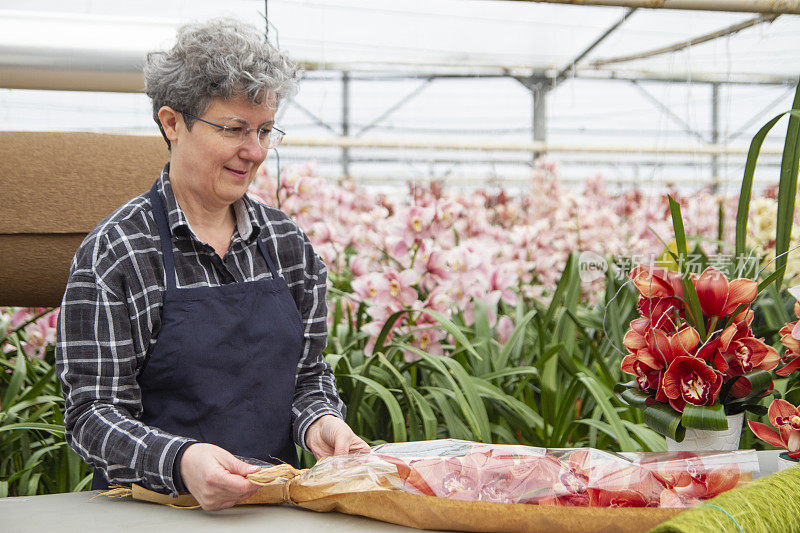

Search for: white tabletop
xmin=0 ymin=451 xmax=782 ymax=532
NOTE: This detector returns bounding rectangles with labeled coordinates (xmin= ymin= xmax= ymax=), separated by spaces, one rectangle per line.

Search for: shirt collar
xmin=156 ymin=162 xmax=261 ymax=243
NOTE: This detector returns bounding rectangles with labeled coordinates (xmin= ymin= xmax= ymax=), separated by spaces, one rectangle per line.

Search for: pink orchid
xmin=348 ymin=255 xmax=371 ymax=277
xmin=351 ymin=273 xmax=392 ymax=306
xmin=405 ymin=326 xmax=446 ymax=361
xmin=489 ymin=267 xmax=519 ymax=307
xmin=383 ymin=269 xmax=418 ymax=307
xmin=496 ymin=316 xmax=515 ymax=345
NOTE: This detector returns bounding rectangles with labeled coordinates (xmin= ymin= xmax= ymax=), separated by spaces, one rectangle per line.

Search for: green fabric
xmin=650 ymin=465 xmax=800 ymax=533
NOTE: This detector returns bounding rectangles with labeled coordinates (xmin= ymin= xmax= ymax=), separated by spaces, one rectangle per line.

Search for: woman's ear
xmin=157 ymin=106 xmax=182 ymax=144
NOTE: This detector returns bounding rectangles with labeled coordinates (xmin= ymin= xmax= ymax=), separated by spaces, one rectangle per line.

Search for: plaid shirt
xmin=55 ymin=164 xmax=344 ymax=495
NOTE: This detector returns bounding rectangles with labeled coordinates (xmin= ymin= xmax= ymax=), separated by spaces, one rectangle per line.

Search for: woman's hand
xmin=305 ymin=414 xmax=370 ymax=459
xmin=178 ymin=443 xmax=261 ymax=511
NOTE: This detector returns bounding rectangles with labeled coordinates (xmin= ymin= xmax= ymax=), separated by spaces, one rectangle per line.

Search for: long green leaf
xmin=341 ymin=374 xmax=407 ymax=442
xmin=735 ymin=105 xmax=800 ymax=264
xmin=643 ymin=403 xmax=685 ymax=442
xmin=407 ymin=387 xmax=438 ymax=440
xmin=622 ymin=420 xmax=667 ymax=452
xmin=619 ymin=388 xmax=651 ymax=409
xmin=668 ymin=195 xmax=707 ymax=339
xmin=576 ymin=372 xmax=636 ymax=450
xmin=496 ymin=309 xmax=536 ymax=371
xmin=682 ymin=403 xmax=728 ymax=431
xmin=400 ymin=345 xmax=485 ymax=439
xmin=414 ymin=309 xmax=483 ymax=361
xmin=774 ymin=80 xmax=800 ymax=290
xmin=0 ymin=423 xmax=65 ymax=435
xmin=424 ymin=386 xmax=472 ymax=440
xmin=2 ymin=344 xmax=27 ymax=411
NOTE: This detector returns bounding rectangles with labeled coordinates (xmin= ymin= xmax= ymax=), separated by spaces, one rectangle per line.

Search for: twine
xmin=701 ymin=504 xmax=744 ymax=533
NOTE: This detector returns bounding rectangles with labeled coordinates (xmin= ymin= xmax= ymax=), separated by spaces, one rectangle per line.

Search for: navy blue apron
xmin=92 ymin=181 xmax=302 ymax=490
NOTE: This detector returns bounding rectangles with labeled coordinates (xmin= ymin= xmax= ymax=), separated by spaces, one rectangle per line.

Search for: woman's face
xmin=169 ymin=93 xmax=276 ymax=209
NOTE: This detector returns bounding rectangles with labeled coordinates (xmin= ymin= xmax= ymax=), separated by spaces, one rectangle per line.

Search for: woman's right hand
xmin=178 ymin=443 xmax=261 ymax=511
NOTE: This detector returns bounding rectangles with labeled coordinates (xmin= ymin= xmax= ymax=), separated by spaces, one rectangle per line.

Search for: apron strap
xmin=149 ymin=182 xmax=177 ymax=291
xmin=149 ymin=179 xmax=281 ymax=285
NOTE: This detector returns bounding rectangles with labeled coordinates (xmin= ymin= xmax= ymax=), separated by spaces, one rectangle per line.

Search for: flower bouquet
xmin=616 ymin=262 xmax=787 ymax=446
xmin=116 ymin=440 xmax=759 ymax=533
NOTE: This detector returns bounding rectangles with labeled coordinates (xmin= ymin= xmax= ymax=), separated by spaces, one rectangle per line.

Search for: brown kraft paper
xmin=127 ymin=463 xmax=683 ymax=533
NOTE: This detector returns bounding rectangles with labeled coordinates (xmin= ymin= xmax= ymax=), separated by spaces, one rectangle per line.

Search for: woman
xmin=55 ymin=18 xmax=368 ymax=511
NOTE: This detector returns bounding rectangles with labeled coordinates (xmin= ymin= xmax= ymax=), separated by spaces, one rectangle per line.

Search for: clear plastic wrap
xmin=298 ymin=439 xmax=759 ymax=508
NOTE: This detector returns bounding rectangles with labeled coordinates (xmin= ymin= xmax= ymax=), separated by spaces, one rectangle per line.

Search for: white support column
xmin=341 ymin=71 xmax=350 ymax=179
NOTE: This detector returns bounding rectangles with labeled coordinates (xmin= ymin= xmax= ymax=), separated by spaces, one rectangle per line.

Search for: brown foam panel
xmin=0 ymin=131 xmax=168 ymax=307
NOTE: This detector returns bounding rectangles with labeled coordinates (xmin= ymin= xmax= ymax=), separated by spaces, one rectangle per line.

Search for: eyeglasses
xmin=180 ymin=112 xmax=285 ymax=150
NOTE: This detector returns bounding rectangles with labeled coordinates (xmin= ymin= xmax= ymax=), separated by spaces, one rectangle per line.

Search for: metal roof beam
xmin=628 ymin=79 xmax=710 ymax=143
xmin=299 ymin=70 xmax=796 ymax=86
xmin=356 ymin=77 xmax=435 ymax=136
xmin=590 ymin=13 xmax=779 ymax=68
xmin=503 ymin=0 xmax=800 ymax=15
xmin=553 ymin=8 xmax=637 ymax=85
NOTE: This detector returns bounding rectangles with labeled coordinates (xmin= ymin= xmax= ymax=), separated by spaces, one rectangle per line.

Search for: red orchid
xmin=622 ymin=325 xmax=701 ymax=394
xmin=747 ymin=399 xmax=800 ymax=458
xmin=622 ymin=318 xmax=650 ymax=352
xmin=637 ymin=297 xmax=680 ymax=329
xmin=621 ymin=350 xmax=662 ymax=392
xmin=722 ymin=337 xmax=780 ymax=377
xmin=662 ymin=356 xmax=723 ymax=412
xmin=781 ymin=321 xmax=800 ymax=355
xmin=776 ymin=321 xmax=800 ymax=376
xmin=644 ymin=326 xmax=701 ymax=367
xmin=694 ymin=266 xmax=757 ymax=318
xmin=629 ymin=265 xmax=684 ymax=300
xmin=647 ymin=452 xmax=741 ymax=500
xmin=588 ymin=488 xmax=653 ymax=507
xmin=695 ymin=315 xmax=758 ymax=371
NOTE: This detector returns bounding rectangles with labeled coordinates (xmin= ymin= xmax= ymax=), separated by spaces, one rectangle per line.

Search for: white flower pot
xmin=665 ymin=412 xmax=744 ymax=452
xmin=777 ymin=452 xmax=799 ymax=471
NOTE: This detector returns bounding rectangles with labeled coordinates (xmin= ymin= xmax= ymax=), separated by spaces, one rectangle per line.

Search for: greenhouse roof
xmin=1 ymin=0 xmax=799 ymax=90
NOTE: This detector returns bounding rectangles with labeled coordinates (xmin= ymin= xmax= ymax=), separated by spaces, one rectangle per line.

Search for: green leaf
xmin=341 ymin=374 xmax=407 ymax=442
xmin=576 ymin=372 xmax=636 ymax=451
xmin=774 ymin=80 xmax=800 ymax=290
xmin=544 ymin=253 xmax=575 ymax=326
xmin=495 ymin=309 xmax=536 ymax=371
xmin=0 ymin=423 xmax=65 ymax=435
xmin=682 ymin=403 xmax=728 ymax=431
xmin=414 ymin=309 xmax=483 ymax=361
xmin=643 ymin=403 xmax=685 ymax=442
xmin=668 ymin=195 xmax=707 ymax=339
xmin=372 ymin=310 xmax=408 ymax=357
xmin=400 ymin=345 xmax=487 ymax=441
xmin=619 ymin=388 xmax=651 ymax=409
xmin=2 ymin=344 xmax=27 ymax=412
xmin=735 ymin=104 xmax=800 ymax=266
xmin=407 ymin=387 xmax=438 ymax=440
xmin=622 ymin=420 xmax=667 ymax=452
xmin=480 ymin=366 xmax=539 ymax=383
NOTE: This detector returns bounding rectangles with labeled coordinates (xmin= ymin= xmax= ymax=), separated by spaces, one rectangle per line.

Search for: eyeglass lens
xmin=221 ymin=119 xmax=283 ymax=150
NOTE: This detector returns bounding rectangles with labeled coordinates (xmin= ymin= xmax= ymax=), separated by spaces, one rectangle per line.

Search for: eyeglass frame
xmin=179 ymin=111 xmax=285 ymax=150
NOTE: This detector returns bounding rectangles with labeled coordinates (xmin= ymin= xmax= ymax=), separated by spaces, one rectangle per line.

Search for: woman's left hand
xmin=305 ymin=414 xmax=370 ymax=459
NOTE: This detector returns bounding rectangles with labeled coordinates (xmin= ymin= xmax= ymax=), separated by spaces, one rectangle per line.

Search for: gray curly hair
xmin=144 ymin=17 xmax=300 ymax=148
